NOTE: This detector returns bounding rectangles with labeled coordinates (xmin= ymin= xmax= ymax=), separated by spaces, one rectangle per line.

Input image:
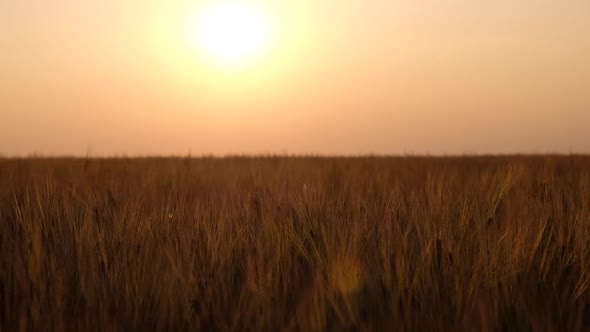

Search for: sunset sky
xmin=1 ymin=0 xmax=589 ymax=156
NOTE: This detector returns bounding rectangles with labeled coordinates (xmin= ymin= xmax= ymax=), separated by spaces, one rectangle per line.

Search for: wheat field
xmin=1 ymin=156 xmax=590 ymax=331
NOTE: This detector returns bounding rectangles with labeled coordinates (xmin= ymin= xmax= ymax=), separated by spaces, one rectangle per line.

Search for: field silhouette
xmin=1 ymin=156 xmax=590 ymax=331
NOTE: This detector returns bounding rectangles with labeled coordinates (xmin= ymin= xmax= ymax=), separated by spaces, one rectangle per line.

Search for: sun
xmin=195 ymin=2 xmax=271 ymax=68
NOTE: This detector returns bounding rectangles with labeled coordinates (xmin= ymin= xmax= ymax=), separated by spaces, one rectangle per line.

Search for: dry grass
xmin=1 ymin=156 xmax=590 ymax=331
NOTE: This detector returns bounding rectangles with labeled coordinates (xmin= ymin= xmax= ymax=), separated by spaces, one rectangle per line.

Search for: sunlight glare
xmin=195 ymin=2 xmax=271 ymax=68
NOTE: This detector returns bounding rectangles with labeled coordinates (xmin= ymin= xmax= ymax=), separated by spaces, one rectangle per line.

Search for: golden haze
xmin=1 ymin=0 xmax=589 ymax=155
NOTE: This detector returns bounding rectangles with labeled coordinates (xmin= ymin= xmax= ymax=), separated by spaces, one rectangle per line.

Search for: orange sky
xmin=1 ymin=0 xmax=589 ymax=156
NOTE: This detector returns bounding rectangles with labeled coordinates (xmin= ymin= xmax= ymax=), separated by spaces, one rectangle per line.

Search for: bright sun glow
xmin=195 ymin=2 xmax=271 ymax=68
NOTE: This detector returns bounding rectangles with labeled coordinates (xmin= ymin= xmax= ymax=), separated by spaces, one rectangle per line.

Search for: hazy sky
xmin=1 ymin=0 xmax=589 ymax=156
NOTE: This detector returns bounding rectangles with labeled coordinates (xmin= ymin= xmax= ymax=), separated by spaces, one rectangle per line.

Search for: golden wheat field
xmin=1 ymin=156 xmax=590 ymax=331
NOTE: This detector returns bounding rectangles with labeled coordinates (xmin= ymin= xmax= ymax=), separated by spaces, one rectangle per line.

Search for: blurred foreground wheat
xmin=1 ymin=156 xmax=589 ymax=331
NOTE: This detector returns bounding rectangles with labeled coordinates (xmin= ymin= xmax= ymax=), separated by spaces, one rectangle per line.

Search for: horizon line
xmin=1 ymin=153 xmax=589 ymax=160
